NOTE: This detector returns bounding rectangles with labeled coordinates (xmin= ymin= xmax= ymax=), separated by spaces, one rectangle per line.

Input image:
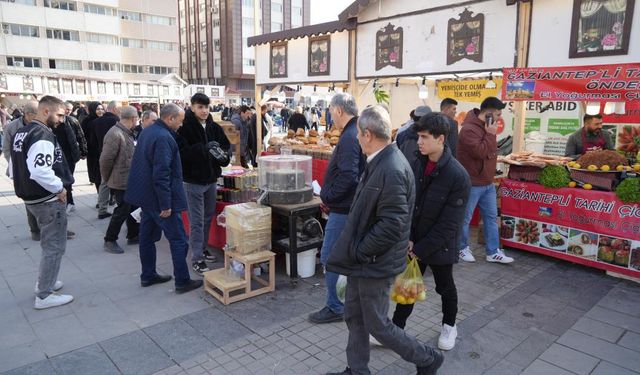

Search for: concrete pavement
xmin=0 ymin=158 xmax=638 ymax=375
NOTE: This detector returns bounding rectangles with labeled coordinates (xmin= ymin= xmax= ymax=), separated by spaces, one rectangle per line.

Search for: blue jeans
xmin=139 ymin=209 xmax=191 ymax=287
xmin=460 ymin=184 xmax=500 ymax=256
xmin=320 ymin=212 xmax=348 ymax=314
xmin=28 ymin=201 xmax=67 ymax=299
xmin=184 ymin=182 xmax=217 ymax=263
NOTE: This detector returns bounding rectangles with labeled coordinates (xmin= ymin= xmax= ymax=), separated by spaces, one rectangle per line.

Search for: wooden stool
xmin=203 ymin=250 xmax=275 ymax=305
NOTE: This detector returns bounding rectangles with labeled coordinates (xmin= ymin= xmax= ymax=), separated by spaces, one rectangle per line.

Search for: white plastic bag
xmin=336 ymin=275 xmax=347 ymax=302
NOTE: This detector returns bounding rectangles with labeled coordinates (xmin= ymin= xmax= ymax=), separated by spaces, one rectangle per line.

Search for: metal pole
xmin=254 ymin=0 xmax=262 ymax=160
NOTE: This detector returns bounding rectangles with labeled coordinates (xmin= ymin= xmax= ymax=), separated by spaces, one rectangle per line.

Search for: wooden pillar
xmin=512 ymin=1 xmax=533 ymax=153
xmin=254 ymin=0 xmax=262 ymax=160
xmin=347 ymin=28 xmax=358 ymax=101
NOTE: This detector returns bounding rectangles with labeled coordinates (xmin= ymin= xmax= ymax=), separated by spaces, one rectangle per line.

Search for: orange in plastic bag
xmin=390 ymin=257 xmax=427 ymax=305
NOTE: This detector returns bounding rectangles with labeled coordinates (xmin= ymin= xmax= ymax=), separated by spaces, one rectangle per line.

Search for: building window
xmin=446 ymin=9 xmax=482 ymax=66
xmin=2 ymin=23 xmax=39 ymax=37
xmin=88 ymin=61 xmax=119 ymax=71
xmin=133 ymin=84 xmax=141 ymax=95
xmin=200 ymin=22 xmax=207 ymax=30
xmin=309 ymin=36 xmax=330 ymax=76
xmin=149 ymin=66 xmax=172 ymax=75
xmin=213 ymin=19 xmax=220 ymax=27
xmin=62 ymin=79 xmax=73 ymax=93
xmin=48 ymin=79 xmax=60 ymax=94
xmin=148 ymin=40 xmax=173 ymax=51
xmin=86 ymin=32 xmax=118 ymax=45
xmin=148 ymin=85 xmax=156 ymax=96
xmin=83 ymin=4 xmax=117 ymax=16
xmin=76 ymin=80 xmax=86 ymax=94
xmin=569 ymin=0 xmax=634 ymax=58
xmin=6 ymin=56 xmax=41 ymax=68
xmin=46 ymin=28 xmax=79 ymax=41
xmin=145 ymin=15 xmax=174 ymax=25
xmin=272 ymin=3 xmax=283 ymax=12
xmin=49 ymin=59 xmax=82 ymax=70
xmin=242 ymin=0 xmax=253 ymax=6
xmin=121 ymin=38 xmax=143 ymax=48
xmin=163 ymin=86 xmax=169 ymax=96
xmin=0 ymin=0 xmax=36 ymax=5
xmin=44 ymin=0 xmax=76 ymax=11
xmin=118 ymin=10 xmax=142 ymax=21
xmin=214 ymin=59 xmax=221 ymax=67
xmin=270 ymin=42 xmax=287 ymax=78
xmin=201 ymin=41 xmax=207 ymax=52
xmin=214 ymin=39 xmax=220 ymax=51
xmin=97 ymin=81 xmax=106 ymax=94
xmin=271 ymin=22 xmax=282 ymax=32
xmin=122 ymin=64 xmax=144 ymax=73
xmin=243 ymin=58 xmax=255 ymax=67
xmin=114 ymin=82 xmax=122 ymax=95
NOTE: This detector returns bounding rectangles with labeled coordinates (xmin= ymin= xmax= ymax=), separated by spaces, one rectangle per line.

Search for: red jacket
xmin=456 ymin=109 xmax=497 ymax=186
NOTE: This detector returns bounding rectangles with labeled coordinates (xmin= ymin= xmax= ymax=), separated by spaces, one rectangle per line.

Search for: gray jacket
xmin=99 ymin=123 xmax=135 ymax=190
xmin=327 ymin=143 xmax=416 ymax=279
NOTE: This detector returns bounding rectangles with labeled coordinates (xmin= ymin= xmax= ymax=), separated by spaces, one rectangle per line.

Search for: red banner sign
xmin=499 ymin=179 xmax=640 ymax=279
xmin=502 ymin=63 xmax=640 ymax=102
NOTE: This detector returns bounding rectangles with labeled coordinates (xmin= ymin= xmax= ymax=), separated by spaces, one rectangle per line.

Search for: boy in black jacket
xmin=176 ymin=93 xmax=230 ymax=275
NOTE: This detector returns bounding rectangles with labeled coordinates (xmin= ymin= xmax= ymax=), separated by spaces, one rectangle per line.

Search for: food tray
xmin=569 ymin=170 xmax=619 ymax=191
xmin=507 ymin=165 xmax=543 ymax=182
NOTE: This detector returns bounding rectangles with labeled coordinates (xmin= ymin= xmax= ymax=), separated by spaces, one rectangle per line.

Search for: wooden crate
xmin=203 ymin=250 xmax=275 ymax=305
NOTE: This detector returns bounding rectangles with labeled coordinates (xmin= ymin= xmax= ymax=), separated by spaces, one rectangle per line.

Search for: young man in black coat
xmin=91 ymin=101 xmax=120 ymax=219
xmin=176 ymin=93 xmax=230 ymax=275
xmin=391 ymin=112 xmax=471 ymax=352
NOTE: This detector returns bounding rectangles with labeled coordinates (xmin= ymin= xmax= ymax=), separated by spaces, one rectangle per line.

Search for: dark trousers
xmin=104 ymin=189 xmax=139 ymax=242
xmin=345 ymin=276 xmax=436 ymax=374
xmin=66 ymin=162 xmax=76 ymax=205
xmin=138 ymin=209 xmax=190 ymax=287
xmin=392 ymin=263 xmax=458 ymax=327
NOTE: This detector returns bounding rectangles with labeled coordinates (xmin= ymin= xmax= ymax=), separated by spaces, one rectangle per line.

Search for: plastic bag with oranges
xmin=390 ymin=257 xmax=427 ymax=305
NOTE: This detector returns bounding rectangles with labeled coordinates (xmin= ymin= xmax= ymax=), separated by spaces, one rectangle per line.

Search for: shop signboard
xmin=502 ymin=63 xmax=640 ymax=102
xmin=500 ymin=179 xmax=640 ymax=279
xmin=436 ymin=77 xmax=503 ymax=103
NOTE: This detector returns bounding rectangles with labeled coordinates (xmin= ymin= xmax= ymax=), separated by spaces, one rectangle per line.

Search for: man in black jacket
xmin=391 ymin=112 xmax=471 ymax=352
xmin=11 ymin=96 xmax=75 ymax=310
xmin=309 ymin=93 xmax=365 ymax=324
xmin=440 ymin=98 xmax=459 ymax=157
xmin=54 ymin=104 xmax=81 ymax=213
xmin=91 ymin=101 xmax=120 ymax=219
xmin=177 ymin=93 xmax=230 ymax=275
xmin=327 ymin=105 xmax=443 ymax=375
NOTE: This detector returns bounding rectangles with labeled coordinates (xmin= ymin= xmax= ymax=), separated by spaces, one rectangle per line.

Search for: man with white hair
xmin=125 ymin=103 xmax=202 ymax=294
xmin=326 ymin=105 xmax=443 ymax=375
xmin=100 ymin=106 xmax=140 ymax=254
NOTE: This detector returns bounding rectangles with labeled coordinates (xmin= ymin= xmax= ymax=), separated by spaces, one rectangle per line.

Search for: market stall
xmin=500 ymin=63 xmax=640 ymax=279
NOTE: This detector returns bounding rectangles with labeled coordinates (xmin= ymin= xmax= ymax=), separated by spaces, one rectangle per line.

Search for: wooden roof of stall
xmin=247 ymin=19 xmax=356 ymax=47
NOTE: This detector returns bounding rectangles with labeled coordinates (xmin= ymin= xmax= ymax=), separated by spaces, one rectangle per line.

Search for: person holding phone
xmin=456 ymin=97 xmax=515 ymax=264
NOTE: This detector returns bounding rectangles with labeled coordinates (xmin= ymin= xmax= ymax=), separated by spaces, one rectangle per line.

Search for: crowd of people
xmin=2 ymin=90 xmax=517 ymax=374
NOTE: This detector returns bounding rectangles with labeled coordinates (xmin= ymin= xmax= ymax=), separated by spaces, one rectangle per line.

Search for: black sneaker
xmin=31 ymin=232 xmax=41 ymax=241
xmin=203 ymin=250 xmax=217 ymax=262
xmin=141 ymin=274 xmax=172 ymax=287
xmin=327 ymin=368 xmax=352 ymax=375
xmin=417 ymin=347 xmax=444 ymax=375
xmin=104 ymin=241 xmax=125 ymax=254
xmin=127 ymin=236 xmax=139 ymax=245
xmin=98 ymin=212 xmax=112 ymax=219
xmin=192 ymin=261 xmax=210 ymax=275
xmin=175 ymin=279 xmax=203 ymax=294
xmin=66 ymin=230 xmax=76 ymax=240
xmin=309 ymin=306 xmax=343 ymax=324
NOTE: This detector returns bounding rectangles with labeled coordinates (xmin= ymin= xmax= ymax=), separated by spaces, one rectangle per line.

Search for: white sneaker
xmin=34 ymin=280 xmax=64 ymax=293
xmin=369 ymin=334 xmax=382 ymax=346
xmin=438 ymin=324 xmax=457 ymax=350
xmin=459 ymin=247 xmax=476 ymax=262
xmin=34 ymin=292 xmax=74 ymax=310
xmin=66 ymin=204 xmax=76 ymax=214
xmin=486 ymin=249 xmax=514 ymax=264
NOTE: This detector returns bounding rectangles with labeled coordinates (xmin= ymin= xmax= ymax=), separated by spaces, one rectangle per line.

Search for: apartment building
xmin=0 ymin=0 xmax=184 ymax=104
xmin=178 ymin=0 xmax=310 ymax=102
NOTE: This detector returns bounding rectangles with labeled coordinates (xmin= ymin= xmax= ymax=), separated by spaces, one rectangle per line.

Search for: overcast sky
xmin=310 ymin=0 xmax=346 ymax=24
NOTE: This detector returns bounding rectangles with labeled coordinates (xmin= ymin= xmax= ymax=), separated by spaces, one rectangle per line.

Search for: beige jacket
xmin=99 ymin=122 xmax=135 ymax=190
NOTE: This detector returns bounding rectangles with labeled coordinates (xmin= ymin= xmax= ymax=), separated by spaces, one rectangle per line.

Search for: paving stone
xmin=539 ymin=343 xmax=600 ymax=374
xmin=618 ymin=330 xmax=640 ymax=353
xmin=586 ymin=305 xmax=640 ymax=334
xmin=484 ymin=360 xmax=525 ymax=375
xmin=571 ymin=316 xmax=625 ymax=343
xmin=590 ymin=361 xmax=640 ymax=375
xmin=181 ymin=308 xmax=251 ymax=348
xmin=503 ymin=328 xmax=557 ymax=367
xmin=540 ymin=306 xmax=586 ymax=336
xmin=521 ymin=359 xmax=576 ymax=375
xmin=30 ymin=312 xmax=95 ymax=357
xmin=1 ymin=359 xmax=55 ymax=375
xmin=557 ymin=330 xmax=640 ymax=373
xmin=144 ymin=318 xmax=217 ymax=363
xmin=100 ymin=330 xmax=174 ymax=375
xmin=596 ymin=285 xmax=640 ymax=318
xmin=49 ymin=344 xmax=120 ymax=375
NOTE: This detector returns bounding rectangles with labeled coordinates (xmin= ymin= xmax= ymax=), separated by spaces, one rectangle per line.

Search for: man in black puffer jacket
xmin=176 ymin=93 xmax=230 ymax=275
xmin=326 ymin=105 xmax=443 ymax=375
xmin=391 ymin=112 xmax=471 ymax=353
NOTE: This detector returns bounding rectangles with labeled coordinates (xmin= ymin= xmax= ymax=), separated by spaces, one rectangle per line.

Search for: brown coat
xmin=99 ymin=123 xmax=135 ymax=190
xmin=456 ymin=109 xmax=497 ymax=186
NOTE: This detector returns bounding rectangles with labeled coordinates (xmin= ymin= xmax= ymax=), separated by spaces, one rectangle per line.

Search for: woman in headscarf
xmin=81 ymin=102 xmax=105 ymax=193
